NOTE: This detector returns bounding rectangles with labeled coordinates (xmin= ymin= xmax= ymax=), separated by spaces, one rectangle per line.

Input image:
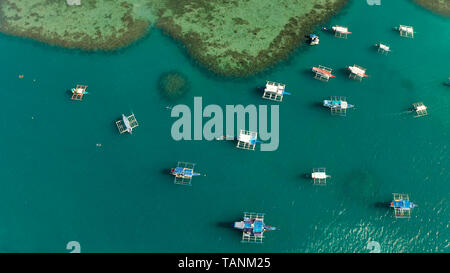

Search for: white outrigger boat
xmin=122 ymin=114 xmax=133 ymax=134
xmin=116 ymin=113 xmax=139 ymax=134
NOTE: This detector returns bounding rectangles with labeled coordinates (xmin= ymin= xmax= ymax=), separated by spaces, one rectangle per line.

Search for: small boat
xmin=375 ymin=43 xmax=391 ymax=53
xmin=332 ymin=26 xmax=352 ymax=35
xmin=390 ymin=193 xmax=417 ymax=218
xmin=445 ymin=78 xmax=450 ymax=86
xmin=122 ymin=114 xmax=133 ymax=134
xmin=234 ymin=212 xmax=277 ymax=243
xmin=170 ymin=166 xmax=201 ymax=178
xmin=309 ymin=34 xmax=319 ymax=45
xmin=312 ymin=66 xmax=336 ymax=78
xmin=390 ymin=200 xmax=417 ymax=210
xmin=347 ymin=65 xmax=369 ymax=78
xmin=72 ymin=88 xmax=87 ymax=95
xmin=323 ymin=99 xmax=354 ymax=110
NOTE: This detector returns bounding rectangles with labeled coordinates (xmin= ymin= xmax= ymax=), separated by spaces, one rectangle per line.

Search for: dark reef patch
xmin=158 ymin=71 xmax=190 ymax=101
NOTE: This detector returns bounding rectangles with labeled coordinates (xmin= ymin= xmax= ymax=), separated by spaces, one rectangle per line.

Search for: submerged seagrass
xmin=0 ymin=0 xmax=347 ymax=76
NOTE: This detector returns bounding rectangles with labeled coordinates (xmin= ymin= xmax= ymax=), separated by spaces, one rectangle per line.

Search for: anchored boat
xmin=312 ymin=65 xmax=335 ymax=81
xmin=375 ymin=43 xmax=391 ymax=54
xmin=332 ymin=25 xmax=351 ymax=38
xmin=122 ymin=114 xmax=132 ymax=133
xmin=116 ymin=113 xmax=139 ymax=134
xmin=390 ymin=193 xmax=417 ymax=218
xmin=347 ymin=64 xmax=368 ymax=81
xmin=71 ymin=84 xmax=88 ymax=101
xmin=234 ymin=212 xmax=277 ymax=243
xmin=309 ymin=34 xmax=319 ymax=45
xmin=323 ymin=96 xmax=354 ymax=116
xmin=171 ymin=162 xmax=201 ymax=186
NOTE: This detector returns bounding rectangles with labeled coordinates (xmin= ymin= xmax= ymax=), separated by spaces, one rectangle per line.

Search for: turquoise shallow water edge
xmin=0 ymin=0 xmax=448 ymax=252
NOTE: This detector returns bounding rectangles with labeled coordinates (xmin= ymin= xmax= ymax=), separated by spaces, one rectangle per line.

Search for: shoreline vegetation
xmin=1 ymin=0 xmax=446 ymax=76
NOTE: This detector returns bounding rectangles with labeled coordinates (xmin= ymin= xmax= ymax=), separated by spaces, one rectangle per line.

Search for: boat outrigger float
xmin=234 ymin=212 xmax=277 ymax=243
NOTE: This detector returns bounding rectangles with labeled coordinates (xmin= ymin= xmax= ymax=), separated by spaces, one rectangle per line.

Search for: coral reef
xmin=0 ymin=0 xmax=348 ymax=76
xmin=0 ymin=0 xmax=156 ymax=50
xmin=158 ymin=71 xmax=189 ymax=100
xmin=412 ymin=0 xmax=450 ymax=17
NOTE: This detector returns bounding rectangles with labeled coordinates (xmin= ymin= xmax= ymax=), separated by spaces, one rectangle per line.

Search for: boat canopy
xmin=312 ymin=172 xmax=327 ymax=179
xmin=253 ymin=221 xmax=264 ymax=233
xmin=392 ymin=200 xmax=414 ymax=209
xmin=349 ymin=66 xmax=366 ymax=76
xmin=399 ymin=25 xmax=413 ymax=33
xmin=415 ymin=105 xmax=427 ymax=111
xmin=238 ymin=133 xmax=256 ymax=144
xmin=333 ymin=26 xmax=350 ymax=33
xmin=379 ymin=44 xmax=390 ymax=51
xmin=172 ymin=167 xmax=199 ymax=177
xmin=327 ymin=100 xmax=348 ymax=109
xmin=265 ymin=82 xmax=285 ymax=95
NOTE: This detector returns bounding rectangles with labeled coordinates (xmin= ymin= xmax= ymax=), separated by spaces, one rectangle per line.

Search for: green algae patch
xmin=155 ymin=0 xmax=348 ymax=76
xmin=158 ymin=71 xmax=190 ymax=101
xmin=412 ymin=0 xmax=450 ymax=17
xmin=0 ymin=0 xmax=157 ymax=50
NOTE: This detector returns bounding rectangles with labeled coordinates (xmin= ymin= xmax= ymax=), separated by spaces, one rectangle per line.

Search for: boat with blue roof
xmin=171 ymin=162 xmax=201 ymax=185
xmin=323 ymin=96 xmax=354 ymax=116
xmin=234 ymin=212 xmax=277 ymax=243
xmin=390 ymin=193 xmax=417 ymax=218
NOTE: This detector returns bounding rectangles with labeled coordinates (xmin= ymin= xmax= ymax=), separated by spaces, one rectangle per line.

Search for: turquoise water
xmin=0 ymin=0 xmax=448 ymax=253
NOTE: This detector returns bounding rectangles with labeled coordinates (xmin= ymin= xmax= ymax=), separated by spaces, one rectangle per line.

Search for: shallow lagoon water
xmin=0 ymin=0 xmax=448 ymax=252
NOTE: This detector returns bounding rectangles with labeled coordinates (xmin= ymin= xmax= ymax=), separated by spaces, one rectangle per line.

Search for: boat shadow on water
xmin=337 ymin=67 xmax=350 ymax=78
xmin=373 ymin=201 xmax=390 ymax=209
xmin=299 ymin=173 xmax=311 ymax=180
xmin=160 ymin=168 xmax=172 ymax=176
xmin=298 ymin=173 xmax=318 ymax=186
xmin=216 ymin=221 xmax=235 ymax=229
xmin=253 ymin=86 xmax=264 ymax=97
xmin=306 ymin=101 xmax=329 ymax=117
xmin=65 ymin=89 xmax=73 ymax=99
xmin=300 ymin=68 xmax=313 ymax=78
xmin=216 ymin=221 xmax=243 ymax=236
